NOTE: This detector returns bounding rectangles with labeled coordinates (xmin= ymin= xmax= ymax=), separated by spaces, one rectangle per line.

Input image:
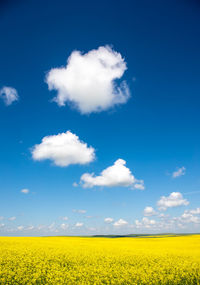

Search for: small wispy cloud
xmin=21 ymin=188 xmax=29 ymax=194
xmin=172 ymin=167 xmax=186 ymax=178
xmin=0 ymin=86 xmax=19 ymax=106
xmin=104 ymin=217 xmax=114 ymax=223
xmin=27 ymin=226 xmax=34 ymax=230
xmin=73 ymin=209 xmax=86 ymax=214
xmin=8 ymin=216 xmax=16 ymax=221
xmin=75 ymin=222 xmax=83 ymax=227
xmin=62 ymin=216 xmax=68 ymax=221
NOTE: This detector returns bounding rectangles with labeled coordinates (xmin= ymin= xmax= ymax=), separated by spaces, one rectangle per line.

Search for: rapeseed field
xmin=0 ymin=235 xmax=200 ymax=284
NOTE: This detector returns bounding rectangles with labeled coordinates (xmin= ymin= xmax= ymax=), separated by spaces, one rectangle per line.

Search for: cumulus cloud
xmin=80 ymin=159 xmax=144 ymax=189
xmin=113 ymin=218 xmax=128 ymax=227
xmin=0 ymin=86 xmax=19 ymax=106
xmin=189 ymin=208 xmax=200 ymax=215
xmin=104 ymin=217 xmax=114 ymax=223
xmin=172 ymin=167 xmax=186 ymax=178
xmin=157 ymin=192 xmax=189 ymax=211
xmin=21 ymin=188 xmax=29 ymax=194
xmin=75 ymin=222 xmax=83 ymax=227
xmin=17 ymin=226 xmax=24 ymax=231
xmin=180 ymin=208 xmax=200 ymax=224
xmin=46 ymin=46 xmax=130 ymax=114
xmin=143 ymin=206 xmax=157 ymax=217
xmin=123 ymin=207 xmax=200 ymax=232
xmin=32 ymin=131 xmax=95 ymax=167
xmin=135 ymin=217 xmax=156 ymax=229
xmin=60 ymin=223 xmax=68 ymax=230
xmin=181 ymin=212 xmax=200 ymax=223
xmin=142 ymin=217 xmax=156 ymax=226
xmin=135 ymin=220 xmax=142 ymax=227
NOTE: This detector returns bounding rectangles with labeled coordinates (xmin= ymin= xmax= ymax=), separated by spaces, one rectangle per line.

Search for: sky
xmin=0 ymin=0 xmax=200 ymax=236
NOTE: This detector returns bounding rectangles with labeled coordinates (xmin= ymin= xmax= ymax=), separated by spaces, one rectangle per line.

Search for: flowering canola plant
xmin=0 ymin=235 xmax=200 ymax=284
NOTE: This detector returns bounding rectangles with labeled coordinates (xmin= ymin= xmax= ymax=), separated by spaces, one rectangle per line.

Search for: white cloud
xmin=17 ymin=226 xmax=24 ymax=231
xmin=113 ymin=218 xmax=128 ymax=227
xmin=0 ymin=86 xmax=19 ymax=106
xmin=142 ymin=217 xmax=156 ymax=225
xmin=75 ymin=222 xmax=83 ymax=227
xmin=172 ymin=167 xmax=186 ymax=178
xmin=0 ymin=216 xmax=4 ymax=221
xmin=80 ymin=159 xmax=144 ymax=189
xmin=104 ymin=217 xmax=114 ymax=223
xmin=8 ymin=216 xmax=16 ymax=221
xmin=135 ymin=217 xmax=156 ymax=229
xmin=46 ymin=46 xmax=130 ymax=114
xmin=182 ymin=215 xmax=200 ymax=224
xmin=133 ymin=182 xmax=145 ymax=190
xmin=158 ymin=213 xmax=169 ymax=219
xmin=32 ymin=131 xmax=95 ymax=167
xmin=37 ymin=225 xmax=45 ymax=230
xmin=135 ymin=220 xmax=142 ymax=227
xmin=157 ymin=192 xmax=189 ymax=211
xmin=62 ymin=216 xmax=68 ymax=221
xmin=88 ymin=227 xmax=96 ymax=231
xmin=48 ymin=222 xmax=55 ymax=231
xmin=0 ymin=223 xmax=5 ymax=228
xmin=21 ymin=188 xmax=29 ymax=194
xmin=60 ymin=223 xmax=69 ymax=230
xmin=143 ymin=206 xmax=157 ymax=217
xmin=27 ymin=226 xmax=34 ymax=230
xmin=180 ymin=208 xmax=200 ymax=224
xmin=73 ymin=209 xmax=86 ymax=214
xmin=189 ymin=208 xmax=200 ymax=215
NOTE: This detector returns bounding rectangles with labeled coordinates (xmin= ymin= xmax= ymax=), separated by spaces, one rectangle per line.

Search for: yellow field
xmin=0 ymin=235 xmax=200 ymax=284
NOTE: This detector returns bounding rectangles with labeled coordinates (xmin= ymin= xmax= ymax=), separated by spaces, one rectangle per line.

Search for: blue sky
xmin=0 ymin=0 xmax=200 ymax=236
